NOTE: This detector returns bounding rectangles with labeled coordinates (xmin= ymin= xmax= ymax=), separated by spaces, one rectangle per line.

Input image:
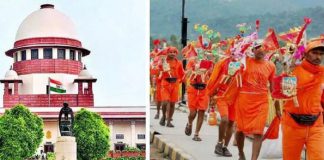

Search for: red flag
xmin=182 ymin=44 xmax=197 ymax=58
xmin=199 ymin=60 xmax=213 ymax=70
xmin=263 ymin=28 xmax=280 ymax=51
xmin=256 ymin=19 xmax=260 ymax=31
xmin=153 ymin=39 xmax=161 ymax=46
xmin=279 ymin=47 xmax=286 ymax=55
xmin=278 ymin=17 xmax=312 ymax=45
xmin=263 ymin=116 xmax=281 ymax=141
xmin=295 ymin=17 xmax=312 ymax=45
xmin=278 ymin=31 xmax=299 ymax=43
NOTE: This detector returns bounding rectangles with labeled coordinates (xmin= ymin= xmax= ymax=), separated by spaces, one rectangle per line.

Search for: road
xmin=149 ymin=105 xmax=297 ymax=160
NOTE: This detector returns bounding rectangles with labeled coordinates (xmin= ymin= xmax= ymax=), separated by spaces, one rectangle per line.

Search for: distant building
xmin=0 ymin=4 xmax=145 ymax=153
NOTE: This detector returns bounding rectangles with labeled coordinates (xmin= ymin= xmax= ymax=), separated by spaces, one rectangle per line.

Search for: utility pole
xmin=181 ymin=0 xmax=188 ymax=105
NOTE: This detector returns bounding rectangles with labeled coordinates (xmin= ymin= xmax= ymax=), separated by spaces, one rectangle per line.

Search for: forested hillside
xmin=151 ymin=0 xmax=324 ymax=41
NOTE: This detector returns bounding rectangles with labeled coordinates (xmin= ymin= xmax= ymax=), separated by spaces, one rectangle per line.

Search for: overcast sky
xmin=0 ymin=0 xmax=148 ymax=106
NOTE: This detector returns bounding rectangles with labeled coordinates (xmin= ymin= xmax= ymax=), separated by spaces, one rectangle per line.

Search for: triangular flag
xmin=263 ymin=28 xmax=280 ymax=51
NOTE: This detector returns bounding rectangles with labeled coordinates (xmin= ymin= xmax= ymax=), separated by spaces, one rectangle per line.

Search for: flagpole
xmin=48 ymin=77 xmax=50 ymax=107
xmin=303 ymin=30 xmax=307 ymax=48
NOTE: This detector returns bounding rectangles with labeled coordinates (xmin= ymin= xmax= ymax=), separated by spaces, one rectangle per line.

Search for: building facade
xmin=0 ymin=4 xmax=145 ymax=154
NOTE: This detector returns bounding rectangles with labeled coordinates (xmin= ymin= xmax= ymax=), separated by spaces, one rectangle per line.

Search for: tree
xmin=150 ymin=36 xmax=153 ymax=50
xmin=46 ymin=152 xmax=56 ymax=160
xmin=169 ymin=34 xmax=181 ymax=50
xmin=0 ymin=104 xmax=44 ymax=159
xmin=73 ymin=108 xmax=110 ymax=160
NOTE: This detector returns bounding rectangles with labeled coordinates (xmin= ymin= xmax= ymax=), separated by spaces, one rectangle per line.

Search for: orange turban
xmin=306 ymin=37 xmax=324 ymax=53
xmin=167 ymin=46 xmax=179 ymax=54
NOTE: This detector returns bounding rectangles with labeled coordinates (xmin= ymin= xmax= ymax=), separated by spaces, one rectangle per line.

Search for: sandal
xmin=154 ymin=114 xmax=159 ymax=119
xmin=166 ymin=122 xmax=174 ymax=128
xmin=185 ymin=123 xmax=192 ymax=136
xmin=192 ymin=135 xmax=202 ymax=141
xmin=159 ymin=117 xmax=165 ymax=126
xmin=238 ymin=152 xmax=246 ymax=160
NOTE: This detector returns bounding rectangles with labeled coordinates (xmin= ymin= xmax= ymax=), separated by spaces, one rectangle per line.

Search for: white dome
xmin=15 ymin=4 xmax=78 ymax=41
xmin=5 ymin=69 xmax=19 ymax=80
xmin=78 ymin=67 xmax=93 ymax=79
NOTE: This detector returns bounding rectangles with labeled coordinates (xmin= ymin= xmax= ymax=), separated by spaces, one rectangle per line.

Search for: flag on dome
xmin=49 ymin=78 xmax=66 ymax=93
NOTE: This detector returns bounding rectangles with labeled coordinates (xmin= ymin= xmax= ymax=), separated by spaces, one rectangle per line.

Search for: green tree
xmin=73 ymin=108 xmax=110 ymax=160
xmin=46 ymin=152 xmax=56 ymax=160
xmin=150 ymin=36 xmax=153 ymax=51
xmin=0 ymin=104 xmax=44 ymax=159
xmin=169 ymin=34 xmax=181 ymax=50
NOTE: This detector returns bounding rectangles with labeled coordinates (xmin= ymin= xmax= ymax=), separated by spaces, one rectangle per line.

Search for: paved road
xmin=150 ymin=105 xmax=288 ymax=160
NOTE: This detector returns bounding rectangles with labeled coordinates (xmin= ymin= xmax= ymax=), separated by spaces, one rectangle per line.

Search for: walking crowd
xmin=150 ymin=18 xmax=324 ymax=160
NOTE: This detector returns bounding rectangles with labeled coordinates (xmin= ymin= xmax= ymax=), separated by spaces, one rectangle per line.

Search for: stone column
xmin=131 ymin=121 xmax=136 ymax=147
xmin=88 ymin=82 xmax=93 ymax=94
xmin=55 ymin=136 xmax=77 ymax=160
xmin=78 ymin=82 xmax=83 ymax=94
xmin=109 ymin=121 xmax=114 ymax=150
xmin=14 ymin=82 xmax=18 ymax=95
xmin=4 ymin=82 xmax=9 ymax=95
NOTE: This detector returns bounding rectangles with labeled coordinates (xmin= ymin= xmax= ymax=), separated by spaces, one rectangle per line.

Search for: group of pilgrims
xmin=150 ymin=18 xmax=324 ymax=160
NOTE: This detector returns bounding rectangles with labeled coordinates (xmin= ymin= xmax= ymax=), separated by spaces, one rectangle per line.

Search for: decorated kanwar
xmin=182 ymin=25 xmax=215 ymax=141
xmin=280 ymin=37 xmax=324 ymax=160
xmin=267 ymin=18 xmax=324 ymax=159
xmin=207 ymin=27 xmax=255 ymax=157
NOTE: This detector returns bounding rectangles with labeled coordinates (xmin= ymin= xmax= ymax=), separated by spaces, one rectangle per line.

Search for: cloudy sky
xmin=0 ymin=0 xmax=149 ymax=106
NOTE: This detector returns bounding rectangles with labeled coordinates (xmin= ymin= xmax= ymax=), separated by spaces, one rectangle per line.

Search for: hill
xmin=151 ymin=0 xmax=324 ymax=40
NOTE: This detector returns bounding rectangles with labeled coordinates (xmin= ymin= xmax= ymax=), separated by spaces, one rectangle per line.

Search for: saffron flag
xmin=278 ymin=17 xmax=312 ymax=45
xmin=263 ymin=28 xmax=280 ymax=51
xmin=182 ymin=44 xmax=198 ymax=59
xmin=295 ymin=17 xmax=312 ymax=45
xmin=278 ymin=30 xmax=299 ymax=43
xmin=263 ymin=116 xmax=281 ymax=141
xmin=49 ymin=78 xmax=66 ymax=93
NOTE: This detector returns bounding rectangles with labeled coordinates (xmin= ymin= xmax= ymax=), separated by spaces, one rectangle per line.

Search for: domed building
xmin=0 ymin=4 xmax=145 ymax=154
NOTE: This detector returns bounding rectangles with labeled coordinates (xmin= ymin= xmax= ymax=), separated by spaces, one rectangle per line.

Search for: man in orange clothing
xmin=150 ymin=48 xmax=164 ymax=119
xmin=150 ymin=63 xmax=162 ymax=119
xmin=281 ymin=38 xmax=324 ymax=160
xmin=207 ymin=57 xmax=242 ymax=157
xmin=158 ymin=47 xmax=185 ymax=127
xmin=235 ymin=40 xmax=279 ymax=160
xmin=184 ymin=58 xmax=212 ymax=141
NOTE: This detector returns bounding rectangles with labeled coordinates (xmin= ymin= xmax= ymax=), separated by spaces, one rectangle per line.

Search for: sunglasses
xmin=254 ymin=45 xmax=262 ymax=50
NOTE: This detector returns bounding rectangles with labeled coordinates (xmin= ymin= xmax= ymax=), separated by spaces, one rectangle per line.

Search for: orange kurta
xmin=235 ymin=57 xmax=275 ymax=134
xmin=207 ymin=58 xmax=240 ymax=121
xmin=186 ymin=59 xmax=210 ymax=111
xmin=159 ymin=58 xmax=184 ymax=103
xmin=282 ymin=60 xmax=324 ymax=160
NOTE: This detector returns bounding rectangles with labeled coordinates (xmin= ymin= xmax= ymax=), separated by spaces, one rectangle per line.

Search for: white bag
xmin=260 ymin=125 xmax=283 ymax=159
